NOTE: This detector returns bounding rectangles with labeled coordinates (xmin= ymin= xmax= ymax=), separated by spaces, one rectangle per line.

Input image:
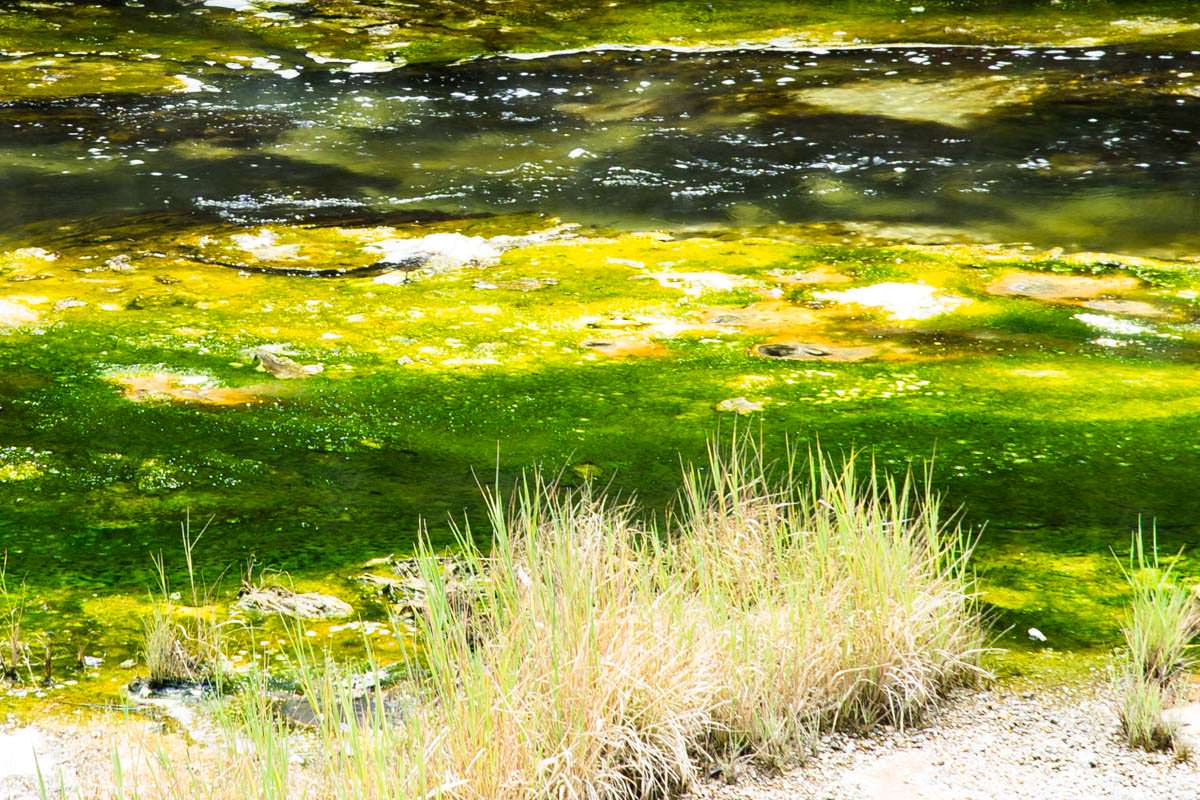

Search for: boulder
xmin=235 ymin=586 xmax=352 ymax=619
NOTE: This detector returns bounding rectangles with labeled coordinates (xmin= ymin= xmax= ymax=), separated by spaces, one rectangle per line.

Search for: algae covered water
xmin=2 ymin=0 xmax=1200 ymax=699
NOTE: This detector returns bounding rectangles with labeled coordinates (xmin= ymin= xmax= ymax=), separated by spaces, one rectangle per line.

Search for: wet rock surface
xmin=986 ymin=272 xmax=1143 ymax=301
xmin=250 ymin=347 xmax=324 ymax=379
xmin=754 ymin=342 xmax=878 ymax=362
xmin=234 ymin=586 xmax=353 ymax=619
xmin=716 ymin=396 xmax=764 ymax=414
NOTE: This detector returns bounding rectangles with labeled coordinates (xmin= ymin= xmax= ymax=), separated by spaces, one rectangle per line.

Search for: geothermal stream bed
xmin=1 ymin=1 xmax=1200 ymax=758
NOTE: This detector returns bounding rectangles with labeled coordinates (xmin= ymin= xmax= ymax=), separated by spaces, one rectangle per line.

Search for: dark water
xmin=4 ymin=45 xmax=1200 ymax=254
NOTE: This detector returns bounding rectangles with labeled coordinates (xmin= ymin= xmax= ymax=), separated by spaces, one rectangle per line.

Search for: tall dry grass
xmin=125 ymin=440 xmax=984 ymax=800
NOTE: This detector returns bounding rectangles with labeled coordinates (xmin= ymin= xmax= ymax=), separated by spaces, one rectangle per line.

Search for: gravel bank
xmin=691 ymin=684 xmax=1200 ymax=800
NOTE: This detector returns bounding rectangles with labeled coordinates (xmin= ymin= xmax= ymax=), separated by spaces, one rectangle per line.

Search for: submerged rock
xmin=352 ymin=572 xmax=405 ymax=596
xmin=106 ymin=369 xmax=264 ymax=406
xmin=272 ymin=689 xmax=409 ymax=730
xmin=716 ymin=397 xmax=764 ymax=414
xmin=705 ymin=302 xmax=821 ymax=333
xmin=795 ymin=74 xmax=1048 ymax=128
xmin=581 ymin=337 xmax=669 ymax=358
xmin=186 ymin=225 xmax=568 ymax=280
xmin=754 ymin=342 xmax=879 ymax=362
xmin=250 ymin=347 xmax=324 ymax=379
xmin=767 ymin=266 xmax=852 ymax=285
xmin=232 ymin=228 xmax=304 ymax=262
xmin=270 ymin=666 xmax=412 ymax=730
xmin=235 ymin=586 xmax=353 ymax=619
xmin=986 ymin=271 xmax=1140 ymax=301
xmin=1079 ymin=299 xmax=1173 ymax=319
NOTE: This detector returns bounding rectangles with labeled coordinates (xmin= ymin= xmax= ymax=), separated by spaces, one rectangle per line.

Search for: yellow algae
xmin=0 ymin=56 xmax=189 ymax=101
xmin=80 ymin=594 xmax=153 ymax=623
xmin=0 ymin=462 xmax=42 ymax=482
xmin=1107 ymin=16 xmax=1200 ymax=38
xmin=1011 ymin=369 xmax=1069 ymax=379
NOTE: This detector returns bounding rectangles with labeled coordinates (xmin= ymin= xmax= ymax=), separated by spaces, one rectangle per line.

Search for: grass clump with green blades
xmin=146 ymin=438 xmax=984 ymax=800
xmin=141 ymin=515 xmax=231 ymax=690
xmin=1117 ymin=525 xmax=1200 ymax=754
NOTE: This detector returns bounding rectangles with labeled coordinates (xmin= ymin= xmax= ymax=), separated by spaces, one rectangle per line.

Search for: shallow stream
xmin=2 ymin=0 xmax=1200 ymax=704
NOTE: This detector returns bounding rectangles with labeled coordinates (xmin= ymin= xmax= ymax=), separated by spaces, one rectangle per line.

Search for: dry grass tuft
xmin=124 ymin=439 xmax=985 ymax=800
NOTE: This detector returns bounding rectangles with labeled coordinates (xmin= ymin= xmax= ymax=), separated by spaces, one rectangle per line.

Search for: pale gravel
xmin=690 ymin=684 xmax=1200 ymax=800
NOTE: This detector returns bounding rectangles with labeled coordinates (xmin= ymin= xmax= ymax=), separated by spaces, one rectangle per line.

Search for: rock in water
xmin=716 ymin=397 xmax=764 ymax=414
xmin=251 ymin=348 xmax=324 ymax=379
xmin=235 ymin=586 xmax=352 ymax=619
xmin=753 ymin=342 xmax=878 ymax=362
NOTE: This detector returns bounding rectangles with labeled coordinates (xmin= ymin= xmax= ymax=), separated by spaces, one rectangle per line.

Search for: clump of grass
xmin=127 ymin=438 xmax=985 ymax=799
xmin=1117 ymin=524 xmax=1200 ymax=752
xmin=0 ymin=550 xmax=32 ymax=683
xmin=141 ymin=515 xmax=229 ymax=689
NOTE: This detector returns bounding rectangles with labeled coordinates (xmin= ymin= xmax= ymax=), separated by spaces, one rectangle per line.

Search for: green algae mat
xmin=2 ymin=0 xmax=1200 ymax=705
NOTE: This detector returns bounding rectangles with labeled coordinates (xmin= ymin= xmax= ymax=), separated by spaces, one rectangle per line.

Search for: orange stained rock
xmin=705 ymin=301 xmax=823 ymax=333
xmin=108 ymin=371 xmax=266 ymax=406
xmin=579 ymin=336 xmax=670 ymax=358
xmin=986 ymin=270 xmax=1141 ymax=301
xmin=766 ymin=266 xmax=852 ymax=285
xmin=1078 ymin=298 xmax=1175 ymax=319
